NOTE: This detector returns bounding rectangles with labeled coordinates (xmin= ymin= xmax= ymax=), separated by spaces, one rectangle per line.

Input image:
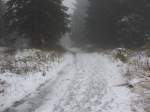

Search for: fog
xmin=1 ymin=0 xmax=149 ymax=49
xmin=60 ymin=0 xmax=76 ymax=50
xmin=63 ymin=0 xmax=76 ymax=15
xmin=61 ymin=0 xmax=89 ymax=49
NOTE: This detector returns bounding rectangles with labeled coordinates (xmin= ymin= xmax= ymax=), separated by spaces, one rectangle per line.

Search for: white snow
xmin=126 ymin=51 xmax=150 ymax=112
xmin=35 ymin=53 xmax=138 ymax=112
xmin=0 ymin=50 xmax=72 ymax=111
xmin=0 ymin=50 xmax=144 ymax=112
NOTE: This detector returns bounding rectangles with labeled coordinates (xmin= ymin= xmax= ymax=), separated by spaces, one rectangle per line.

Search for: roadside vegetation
xmin=114 ymin=48 xmax=150 ymax=112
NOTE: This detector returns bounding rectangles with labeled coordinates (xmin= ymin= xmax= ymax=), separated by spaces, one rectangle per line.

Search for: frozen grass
xmin=124 ymin=50 xmax=150 ymax=112
xmin=0 ymin=48 xmax=71 ymax=111
xmin=0 ymin=48 xmax=145 ymax=112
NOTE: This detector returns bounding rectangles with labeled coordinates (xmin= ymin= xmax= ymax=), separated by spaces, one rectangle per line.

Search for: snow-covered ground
xmin=0 ymin=49 xmax=72 ymax=111
xmin=126 ymin=51 xmax=150 ymax=112
xmin=0 ymin=49 xmax=144 ymax=112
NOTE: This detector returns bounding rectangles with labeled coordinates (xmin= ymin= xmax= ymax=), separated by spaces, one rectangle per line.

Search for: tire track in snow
xmin=53 ymin=53 xmax=107 ymax=112
xmin=3 ymin=52 xmax=136 ymax=112
xmin=52 ymin=53 xmax=134 ymax=112
xmin=2 ymin=53 xmax=76 ymax=112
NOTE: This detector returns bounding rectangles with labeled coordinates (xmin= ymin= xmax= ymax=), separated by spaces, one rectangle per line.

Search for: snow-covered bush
xmin=126 ymin=51 xmax=150 ymax=112
xmin=113 ymin=48 xmax=128 ymax=62
xmin=0 ymin=48 xmax=63 ymax=75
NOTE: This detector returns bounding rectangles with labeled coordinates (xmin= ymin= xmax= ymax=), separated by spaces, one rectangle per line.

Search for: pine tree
xmin=0 ymin=0 xmax=5 ymax=40
xmin=5 ymin=0 xmax=69 ymax=48
xmin=86 ymin=0 xmax=150 ymax=48
xmin=86 ymin=0 xmax=122 ymax=48
xmin=0 ymin=0 xmax=4 ymax=17
xmin=116 ymin=0 xmax=150 ymax=47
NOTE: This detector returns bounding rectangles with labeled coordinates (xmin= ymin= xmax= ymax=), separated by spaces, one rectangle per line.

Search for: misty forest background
xmin=0 ymin=0 xmax=149 ymax=49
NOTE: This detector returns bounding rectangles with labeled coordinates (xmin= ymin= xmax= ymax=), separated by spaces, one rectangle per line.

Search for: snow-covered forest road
xmin=2 ymin=52 xmax=138 ymax=112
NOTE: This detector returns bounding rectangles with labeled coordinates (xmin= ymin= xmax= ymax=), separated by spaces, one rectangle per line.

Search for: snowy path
xmin=3 ymin=52 xmax=134 ymax=112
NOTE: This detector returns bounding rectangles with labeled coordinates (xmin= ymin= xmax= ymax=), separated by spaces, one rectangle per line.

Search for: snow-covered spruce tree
xmin=5 ymin=0 xmax=69 ymax=48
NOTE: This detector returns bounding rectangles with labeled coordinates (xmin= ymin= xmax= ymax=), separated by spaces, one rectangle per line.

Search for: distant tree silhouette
xmin=5 ymin=0 xmax=69 ymax=48
xmin=86 ymin=0 xmax=150 ymax=48
xmin=71 ymin=0 xmax=89 ymax=47
xmin=0 ymin=0 xmax=5 ymax=38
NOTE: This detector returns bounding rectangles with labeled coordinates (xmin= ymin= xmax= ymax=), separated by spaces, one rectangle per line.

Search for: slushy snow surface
xmin=0 ymin=51 xmax=143 ymax=112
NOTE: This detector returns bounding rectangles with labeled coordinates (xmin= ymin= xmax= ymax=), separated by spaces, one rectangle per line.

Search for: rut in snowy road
xmin=3 ymin=52 xmax=136 ymax=112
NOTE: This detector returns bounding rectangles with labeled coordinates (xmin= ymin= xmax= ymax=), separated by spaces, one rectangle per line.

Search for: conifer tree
xmin=86 ymin=0 xmax=150 ymax=48
xmin=5 ymin=0 xmax=69 ymax=48
xmin=0 ymin=0 xmax=5 ymax=40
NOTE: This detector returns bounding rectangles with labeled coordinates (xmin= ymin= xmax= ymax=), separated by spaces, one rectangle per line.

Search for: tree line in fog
xmin=86 ymin=0 xmax=150 ymax=48
xmin=0 ymin=0 xmax=149 ymax=49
